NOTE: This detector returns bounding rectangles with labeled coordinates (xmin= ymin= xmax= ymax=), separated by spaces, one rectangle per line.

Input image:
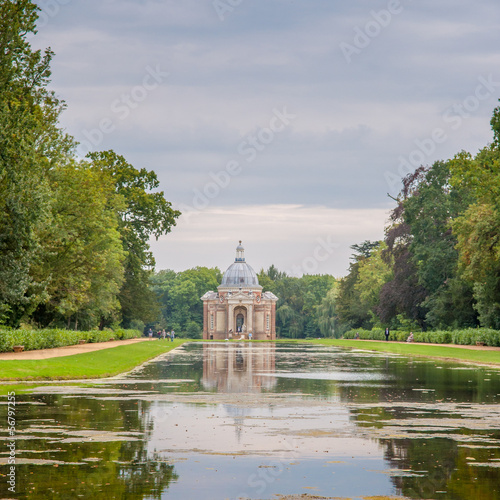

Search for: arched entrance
xmin=234 ymin=307 xmax=247 ymax=334
xmin=236 ymin=314 xmax=244 ymax=332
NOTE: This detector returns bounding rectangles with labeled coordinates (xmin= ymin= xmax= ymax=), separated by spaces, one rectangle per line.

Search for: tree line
xmin=0 ymin=1 xmax=179 ymax=330
xmin=335 ymin=104 xmax=500 ymax=334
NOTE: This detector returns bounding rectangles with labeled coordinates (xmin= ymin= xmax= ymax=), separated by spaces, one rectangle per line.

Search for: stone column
xmin=247 ymin=304 xmax=253 ymax=333
xmin=228 ymin=304 xmax=234 ymax=334
xmin=203 ymin=302 xmax=208 ymax=339
xmin=271 ymin=302 xmax=276 ymax=339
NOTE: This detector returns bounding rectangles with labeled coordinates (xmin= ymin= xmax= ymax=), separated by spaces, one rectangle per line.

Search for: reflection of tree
xmin=384 ymin=438 xmax=458 ymax=498
xmin=6 ymin=392 xmax=178 ymax=499
xmin=342 ymin=354 xmax=500 ymax=500
xmin=350 ymin=406 xmax=500 ymax=499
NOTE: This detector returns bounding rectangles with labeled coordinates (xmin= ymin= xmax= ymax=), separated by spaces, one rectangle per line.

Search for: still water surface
xmin=2 ymin=342 xmax=500 ymax=499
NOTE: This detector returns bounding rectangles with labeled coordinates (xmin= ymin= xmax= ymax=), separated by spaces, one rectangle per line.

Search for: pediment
xmin=226 ymin=291 xmax=254 ymax=302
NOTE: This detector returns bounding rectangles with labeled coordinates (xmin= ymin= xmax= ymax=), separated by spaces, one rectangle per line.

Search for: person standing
xmin=171 ymin=330 xmax=175 ymax=342
xmin=385 ymin=328 xmax=390 ymax=341
xmin=148 ymin=328 xmax=153 ymax=341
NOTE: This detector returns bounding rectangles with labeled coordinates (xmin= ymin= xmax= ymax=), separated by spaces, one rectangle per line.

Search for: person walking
xmin=148 ymin=328 xmax=153 ymax=341
xmin=170 ymin=330 xmax=175 ymax=342
xmin=385 ymin=328 xmax=390 ymax=341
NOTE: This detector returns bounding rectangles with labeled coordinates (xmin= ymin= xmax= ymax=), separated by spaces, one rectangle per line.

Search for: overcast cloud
xmin=30 ymin=0 xmax=500 ymax=276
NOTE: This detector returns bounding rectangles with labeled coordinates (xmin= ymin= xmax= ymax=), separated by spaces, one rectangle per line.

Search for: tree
xmin=354 ymin=242 xmax=392 ymax=326
xmin=87 ymin=151 xmax=181 ymax=327
xmin=151 ymin=267 xmax=221 ymax=333
xmin=336 ymin=241 xmax=381 ymax=332
xmin=377 ymin=183 xmax=428 ymax=329
xmin=31 ymin=162 xmax=125 ymax=329
xmin=448 ymin=105 xmax=500 ymax=327
xmin=317 ymin=284 xmax=339 ymax=337
xmin=0 ymin=0 xmax=74 ymax=326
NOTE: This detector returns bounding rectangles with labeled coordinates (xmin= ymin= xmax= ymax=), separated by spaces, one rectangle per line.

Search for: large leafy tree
xmin=449 ymin=106 xmax=500 ymax=327
xmin=31 ymin=163 xmax=126 ymax=329
xmin=0 ymin=0 xmax=74 ymax=326
xmin=377 ymin=161 xmax=476 ymax=330
xmin=87 ymin=151 xmax=180 ymax=328
xmin=401 ymin=161 xmax=476 ymax=329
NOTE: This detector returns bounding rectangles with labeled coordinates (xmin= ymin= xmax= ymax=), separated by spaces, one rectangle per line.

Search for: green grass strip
xmin=0 ymin=339 xmax=188 ymax=381
xmin=297 ymin=338 xmax=500 ymax=366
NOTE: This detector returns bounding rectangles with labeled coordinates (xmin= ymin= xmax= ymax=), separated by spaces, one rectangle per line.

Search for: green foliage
xmin=270 ymin=272 xmax=336 ymax=338
xmin=0 ymin=327 xmax=140 ymax=353
xmin=343 ymin=327 xmax=500 ymax=346
xmin=336 ymin=242 xmax=384 ymax=332
xmin=448 ymin=109 xmax=500 ymax=328
xmin=151 ymin=267 xmax=222 ymax=333
xmin=87 ymin=151 xmax=180 ymax=328
xmin=185 ymin=320 xmax=202 ymax=339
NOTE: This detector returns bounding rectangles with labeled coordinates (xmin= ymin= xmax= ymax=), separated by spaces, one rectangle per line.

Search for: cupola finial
xmin=236 ymin=241 xmax=245 ymax=262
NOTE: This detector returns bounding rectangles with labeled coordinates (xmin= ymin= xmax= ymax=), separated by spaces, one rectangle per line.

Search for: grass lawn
xmin=299 ymin=338 xmax=500 ymax=366
xmin=0 ymin=339 xmax=189 ymax=381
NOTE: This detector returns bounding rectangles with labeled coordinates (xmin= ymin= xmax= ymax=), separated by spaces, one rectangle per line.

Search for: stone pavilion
xmin=201 ymin=241 xmax=278 ymax=340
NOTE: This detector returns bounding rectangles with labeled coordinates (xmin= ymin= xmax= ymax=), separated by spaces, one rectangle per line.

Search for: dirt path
xmin=0 ymin=338 xmax=151 ymax=361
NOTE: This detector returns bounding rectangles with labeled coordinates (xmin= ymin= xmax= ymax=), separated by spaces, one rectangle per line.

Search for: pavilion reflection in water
xmin=202 ymin=343 xmax=276 ymax=393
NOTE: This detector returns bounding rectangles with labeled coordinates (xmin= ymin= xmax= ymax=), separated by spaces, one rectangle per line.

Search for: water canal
xmin=2 ymin=342 xmax=500 ymax=499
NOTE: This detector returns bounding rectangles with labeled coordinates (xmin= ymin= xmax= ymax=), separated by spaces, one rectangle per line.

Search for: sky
xmin=30 ymin=0 xmax=500 ymax=277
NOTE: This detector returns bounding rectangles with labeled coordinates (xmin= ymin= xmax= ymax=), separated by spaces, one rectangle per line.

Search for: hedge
xmin=343 ymin=328 xmax=500 ymax=346
xmin=0 ymin=328 xmax=141 ymax=353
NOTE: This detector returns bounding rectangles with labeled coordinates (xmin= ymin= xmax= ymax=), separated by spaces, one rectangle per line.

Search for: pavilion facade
xmin=201 ymin=242 xmax=278 ymax=340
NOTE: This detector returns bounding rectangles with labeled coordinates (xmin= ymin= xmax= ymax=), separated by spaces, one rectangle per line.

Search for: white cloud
xmin=150 ymin=204 xmax=390 ymax=277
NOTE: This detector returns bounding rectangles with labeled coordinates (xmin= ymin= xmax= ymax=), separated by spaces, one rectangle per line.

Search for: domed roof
xmin=220 ymin=241 xmax=260 ymax=288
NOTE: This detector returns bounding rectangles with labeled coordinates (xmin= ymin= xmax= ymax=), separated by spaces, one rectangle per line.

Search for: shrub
xmin=343 ymin=328 xmax=500 ymax=346
xmin=0 ymin=328 xmax=141 ymax=352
